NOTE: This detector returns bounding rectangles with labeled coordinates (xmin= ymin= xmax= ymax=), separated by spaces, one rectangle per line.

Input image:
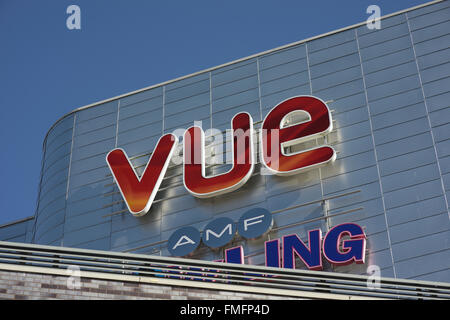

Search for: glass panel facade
xmin=19 ymin=1 xmax=450 ymax=282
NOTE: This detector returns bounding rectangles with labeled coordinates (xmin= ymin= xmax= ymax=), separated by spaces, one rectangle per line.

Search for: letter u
xmin=183 ymin=112 xmax=254 ymax=198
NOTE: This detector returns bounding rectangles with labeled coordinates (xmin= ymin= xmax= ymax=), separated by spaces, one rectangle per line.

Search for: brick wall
xmin=0 ymin=269 xmax=301 ymax=300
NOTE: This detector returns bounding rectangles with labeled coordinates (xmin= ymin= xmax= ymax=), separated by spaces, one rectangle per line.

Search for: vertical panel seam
xmin=162 ymin=86 xmax=166 ymax=134
xmin=306 ymin=42 xmax=329 ymax=231
xmin=161 ymin=85 xmax=167 ymax=252
xmin=256 ymin=58 xmax=263 ymax=123
xmin=255 ymin=58 xmax=268 ymax=202
xmin=115 ymin=100 xmax=120 ymax=148
xmin=209 ymin=71 xmax=213 ymax=130
xmin=61 ymin=114 xmax=77 ymax=246
xmin=355 ymin=28 xmax=397 ymax=278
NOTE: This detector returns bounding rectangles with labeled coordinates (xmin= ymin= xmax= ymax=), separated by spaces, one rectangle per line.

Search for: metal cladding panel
xmin=28 ymin=1 xmax=450 ymax=282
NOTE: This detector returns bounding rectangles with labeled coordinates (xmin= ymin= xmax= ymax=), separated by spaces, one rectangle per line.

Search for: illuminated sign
xmin=237 ymin=208 xmax=272 ymax=240
xmin=167 ymin=226 xmax=201 ymax=257
xmin=260 ymin=96 xmax=335 ymax=175
xmin=184 ymin=112 xmax=255 ymax=198
xmin=106 ymin=95 xmax=336 ymax=217
xmin=202 ymin=217 xmax=237 ymax=249
xmin=106 ymin=134 xmax=177 ymax=216
xmin=105 ymin=95 xmax=366 ymax=271
xmin=168 ymin=208 xmax=273 ymax=256
xmin=168 ymin=213 xmax=366 ymax=270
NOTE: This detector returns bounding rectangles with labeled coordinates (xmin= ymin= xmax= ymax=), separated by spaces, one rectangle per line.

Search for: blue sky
xmin=0 ymin=0 xmax=431 ymax=225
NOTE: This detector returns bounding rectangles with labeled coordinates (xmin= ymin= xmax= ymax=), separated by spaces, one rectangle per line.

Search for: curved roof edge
xmin=42 ymin=0 xmax=443 ymax=149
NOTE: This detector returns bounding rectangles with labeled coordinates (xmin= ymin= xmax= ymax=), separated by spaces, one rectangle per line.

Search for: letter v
xmin=106 ymin=134 xmax=177 ymax=216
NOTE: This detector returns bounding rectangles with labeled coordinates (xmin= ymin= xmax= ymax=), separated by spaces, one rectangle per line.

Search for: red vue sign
xmin=106 ymin=96 xmax=336 ymax=216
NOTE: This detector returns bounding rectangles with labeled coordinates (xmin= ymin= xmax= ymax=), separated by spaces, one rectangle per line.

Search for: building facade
xmin=1 ymin=0 xmax=449 ymax=283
